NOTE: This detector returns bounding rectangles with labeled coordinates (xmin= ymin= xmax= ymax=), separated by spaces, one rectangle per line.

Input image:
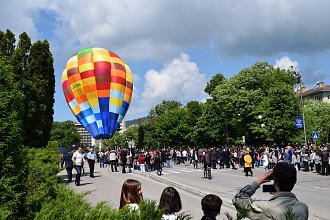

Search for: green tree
xmin=303 ymin=100 xmax=330 ymax=144
xmin=194 ymin=99 xmax=228 ymax=146
xmin=50 ymin=121 xmax=81 ymax=147
xmin=148 ymin=100 xmax=182 ymax=118
xmin=0 ymin=53 xmax=26 ymax=218
xmin=155 ymin=108 xmax=190 ymax=147
xmin=204 ymin=62 xmax=300 ymax=145
xmin=11 ymin=32 xmax=31 ymax=88
xmin=23 ymin=40 xmax=55 ymax=148
xmin=0 ymin=29 xmax=16 ymax=57
xmin=204 ymin=73 xmax=225 ymax=96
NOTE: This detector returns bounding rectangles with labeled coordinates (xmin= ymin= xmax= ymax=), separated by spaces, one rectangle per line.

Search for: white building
xmin=74 ymin=118 xmax=127 ymax=147
xmin=299 ymin=81 xmax=330 ymax=103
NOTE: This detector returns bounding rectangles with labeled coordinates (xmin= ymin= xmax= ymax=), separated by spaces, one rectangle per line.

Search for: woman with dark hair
xmin=159 ymin=187 xmax=182 ymax=220
xmin=119 ymin=179 xmax=143 ymax=211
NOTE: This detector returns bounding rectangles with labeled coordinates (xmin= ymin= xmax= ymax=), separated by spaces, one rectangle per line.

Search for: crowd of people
xmin=59 ymin=143 xmax=330 ymax=219
xmin=88 ymin=144 xmax=330 ymax=177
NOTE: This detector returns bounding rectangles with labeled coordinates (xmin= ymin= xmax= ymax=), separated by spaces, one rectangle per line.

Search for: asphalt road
xmin=59 ymin=163 xmax=330 ymax=220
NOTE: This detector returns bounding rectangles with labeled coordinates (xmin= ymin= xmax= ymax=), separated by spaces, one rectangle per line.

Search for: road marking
xmin=168 ymin=170 xmax=181 ymax=174
xmin=314 ymin=186 xmax=330 ymax=190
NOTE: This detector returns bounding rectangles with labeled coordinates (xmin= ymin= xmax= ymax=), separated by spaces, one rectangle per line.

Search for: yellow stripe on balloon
xmin=82 ymin=77 xmax=96 ymax=87
xmin=109 ymin=57 xmax=125 ymax=65
xmin=110 ymin=97 xmax=123 ymax=106
xmin=110 ymin=83 xmax=125 ymax=92
xmin=86 ymin=91 xmax=98 ymax=100
xmin=123 ymin=94 xmax=132 ymax=103
xmin=62 ymin=70 xmax=68 ymax=83
xmin=88 ymin=98 xmax=99 ymax=107
xmin=79 ymin=63 xmax=94 ymax=72
xmin=66 ymin=56 xmax=78 ymax=70
xmin=72 ymin=106 xmax=81 ymax=115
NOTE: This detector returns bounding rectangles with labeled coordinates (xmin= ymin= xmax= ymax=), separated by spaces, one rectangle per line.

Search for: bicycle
xmin=203 ymin=164 xmax=212 ymax=180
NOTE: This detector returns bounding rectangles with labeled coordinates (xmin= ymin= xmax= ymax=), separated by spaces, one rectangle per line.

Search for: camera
xmin=267 ymin=173 xmax=274 ymax=180
xmin=262 ymin=184 xmax=276 ymax=193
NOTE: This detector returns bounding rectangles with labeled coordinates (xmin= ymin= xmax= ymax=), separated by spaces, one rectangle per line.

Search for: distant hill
xmin=126 ymin=116 xmax=148 ymax=127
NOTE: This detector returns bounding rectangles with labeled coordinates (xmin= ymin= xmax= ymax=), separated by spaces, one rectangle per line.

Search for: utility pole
xmin=295 ymin=72 xmax=307 ymax=146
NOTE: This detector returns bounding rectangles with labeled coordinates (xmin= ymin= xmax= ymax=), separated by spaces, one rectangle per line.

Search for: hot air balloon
xmin=62 ymin=47 xmax=133 ymax=139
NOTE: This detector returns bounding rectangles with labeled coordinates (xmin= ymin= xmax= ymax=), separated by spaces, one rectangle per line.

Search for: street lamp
xmin=294 ymin=71 xmax=307 ymax=146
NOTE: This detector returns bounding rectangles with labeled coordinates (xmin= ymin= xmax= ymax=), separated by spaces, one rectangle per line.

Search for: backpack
xmin=204 ymin=154 xmax=211 ymax=164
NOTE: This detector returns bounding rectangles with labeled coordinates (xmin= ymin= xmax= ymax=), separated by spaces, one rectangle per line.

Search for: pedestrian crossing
xmin=144 ymin=167 xmax=230 ymax=175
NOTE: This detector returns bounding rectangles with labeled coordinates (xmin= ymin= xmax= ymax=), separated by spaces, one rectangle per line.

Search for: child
xmin=201 ymin=194 xmax=222 ymax=220
xmin=159 ymin=187 xmax=182 ymax=220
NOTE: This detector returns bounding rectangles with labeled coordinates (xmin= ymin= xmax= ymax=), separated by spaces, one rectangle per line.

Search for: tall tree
xmin=11 ymin=32 xmax=31 ymax=88
xmin=23 ymin=40 xmax=55 ymax=148
xmin=50 ymin=121 xmax=81 ymax=147
xmin=0 ymin=29 xmax=16 ymax=57
xmin=0 ymin=53 xmax=26 ymax=218
xmin=204 ymin=73 xmax=225 ymax=96
xmin=303 ymin=100 xmax=330 ymax=144
xmin=148 ymin=100 xmax=182 ymax=118
xmin=211 ymin=62 xmax=301 ymax=145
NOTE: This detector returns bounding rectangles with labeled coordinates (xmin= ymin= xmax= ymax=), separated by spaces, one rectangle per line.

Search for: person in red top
xmin=139 ymin=153 xmax=146 ymax=172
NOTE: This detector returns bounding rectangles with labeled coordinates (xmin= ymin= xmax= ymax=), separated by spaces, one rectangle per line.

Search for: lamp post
xmin=294 ymin=71 xmax=307 ymax=146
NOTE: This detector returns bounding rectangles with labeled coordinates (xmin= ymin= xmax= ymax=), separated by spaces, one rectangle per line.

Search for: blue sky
xmin=1 ymin=0 xmax=330 ymax=122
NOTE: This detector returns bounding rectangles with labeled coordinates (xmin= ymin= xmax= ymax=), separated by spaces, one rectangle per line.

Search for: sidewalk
xmin=59 ymin=165 xmax=238 ymax=219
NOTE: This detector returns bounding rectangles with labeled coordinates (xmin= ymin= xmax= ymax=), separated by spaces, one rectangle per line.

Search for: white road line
xmin=314 ymin=186 xmax=330 ymax=190
xmin=167 ymin=170 xmax=181 ymax=174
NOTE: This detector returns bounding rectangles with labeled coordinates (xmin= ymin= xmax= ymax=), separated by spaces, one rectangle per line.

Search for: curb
xmin=132 ymin=170 xmax=236 ymax=211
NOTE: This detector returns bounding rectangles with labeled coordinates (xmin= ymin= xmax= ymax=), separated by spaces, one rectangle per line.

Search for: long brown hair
xmin=119 ymin=179 xmax=142 ymax=209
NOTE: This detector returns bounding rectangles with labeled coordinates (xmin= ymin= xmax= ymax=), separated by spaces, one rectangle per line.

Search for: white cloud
xmin=127 ymin=53 xmax=208 ymax=117
xmin=274 ymin=56 xmax=299 ymax=71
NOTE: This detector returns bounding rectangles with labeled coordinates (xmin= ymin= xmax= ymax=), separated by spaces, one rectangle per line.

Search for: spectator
xmin=154 ymin=152 xmax=162 ymax=175
xmin=120 ymin=148 xmax=128 ymax=174
xmin=72 ymin=146 xmax=84 ymax=186
xmin=201 ymin=194 xmax=222 ymax=220
xmin=63 ymin=147 xmax=73 ymax=183
xmin=109 ymin=147 xmax=118 ymax=172
xmin=244 ymin=151 xmax=253 ymax=177
xmin=86 ymin=147 xmax=96 ymax=178
xmin=119 ymin=179 xmax=143 ymax=211
xmin=320 ymin=148 xmax=329 ymax=175
xmin=159 ymin=187 xmax=182 ymax=220
xmin=233 ymin=162 xmax=309 ymax=220
xmin=139 ymin=153 xmax=146 ymax=172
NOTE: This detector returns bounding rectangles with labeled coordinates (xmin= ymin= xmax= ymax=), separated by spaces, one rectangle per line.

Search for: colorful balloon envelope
xmin=62 ymin=48 xmax=133 ymax=139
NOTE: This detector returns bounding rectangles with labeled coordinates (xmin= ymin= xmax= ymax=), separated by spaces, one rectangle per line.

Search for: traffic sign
xmin=295 ymin=118 xmax=303 ymax=129
xmin=312 ymin=132 xmax=319 ymax=140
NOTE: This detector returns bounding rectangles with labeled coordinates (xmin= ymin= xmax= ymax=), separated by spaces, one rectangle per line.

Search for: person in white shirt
xmin=72 ymin=146 xmax=84 ymax=186
xmin=182 ymin=149 xmax=188 ymax=164
xmin=262 ymin=152 xmax=269 ymax=170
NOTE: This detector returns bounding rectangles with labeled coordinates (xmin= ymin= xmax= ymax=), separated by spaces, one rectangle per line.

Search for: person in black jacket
xmin=120 ymin=148 xmax=128 ymax=174
xmin=64 ymin=147 xmax=74 ymax=183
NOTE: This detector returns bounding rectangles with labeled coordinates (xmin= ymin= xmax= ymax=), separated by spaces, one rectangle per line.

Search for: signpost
xmin=312 ymin=132 xmax=319 ymax=147
xmin=295 ymin=118 xmax=303 ymax=129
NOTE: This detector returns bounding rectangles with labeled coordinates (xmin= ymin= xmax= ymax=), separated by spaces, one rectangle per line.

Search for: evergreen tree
xmin=23 ymin=40 xmax=55 ymax=148
xmin=0 ymin=53 xmax=26 ymax=218
xmin=0 ymin=29 xmax=16 ymax=57
xmin=11 ymin=32 xmax=31 ymax=89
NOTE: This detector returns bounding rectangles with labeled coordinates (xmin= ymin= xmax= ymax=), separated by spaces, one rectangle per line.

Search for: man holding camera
xmin=233 ymin=162 xmax=308 ymax=220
